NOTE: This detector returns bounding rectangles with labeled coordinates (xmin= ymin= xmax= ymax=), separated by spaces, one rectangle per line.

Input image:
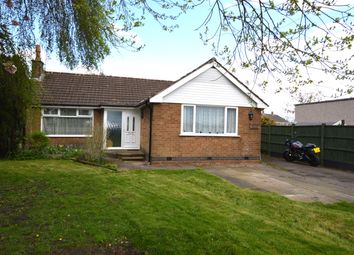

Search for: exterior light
xmin=248 ymin=111 xmax=254 ymax=121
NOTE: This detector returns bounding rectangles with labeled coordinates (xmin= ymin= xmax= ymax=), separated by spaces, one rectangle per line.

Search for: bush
xmin=27 ymin=131 xmax=49 ymax=151
xmin=46 ymin=145 xmax=83 ymax=159
xmin=80 ymin=124 xmax=105 ymax=164
xmin=13 ymin=144 xmax=83 ymax=160
xmin=11 ymin=131 xmax=50 ymax=159
xmin=261 ymin=116 xmax=276 ymax=126
xmin=12 ymin=149 xmax=45 ymax=160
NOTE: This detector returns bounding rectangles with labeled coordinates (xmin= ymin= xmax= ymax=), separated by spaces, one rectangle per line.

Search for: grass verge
xmin=0 ymin=160 xmax=353 ymax=254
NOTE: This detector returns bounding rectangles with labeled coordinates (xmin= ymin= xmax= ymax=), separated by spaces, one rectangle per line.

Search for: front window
xmin=196 ymin=106 xmax=224 ymax=134
xmin=42 ymin=108 xmax=93 ymax=136
xmin=181 ymin=105 xmax=238 ymax=136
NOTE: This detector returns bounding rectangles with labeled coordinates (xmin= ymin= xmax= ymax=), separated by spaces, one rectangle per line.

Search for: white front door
xmin=122 ymin=110 xmax=140 ymax=149
xmin=104 ymin=109 xmax=140 ymax=149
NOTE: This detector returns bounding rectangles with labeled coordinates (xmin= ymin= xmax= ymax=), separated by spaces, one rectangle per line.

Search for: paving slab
xmin=205 ymin=156 xmax=354 ymax=203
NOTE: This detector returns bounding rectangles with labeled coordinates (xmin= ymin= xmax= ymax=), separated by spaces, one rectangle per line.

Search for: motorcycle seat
xmin=304 ymin=143 xmax=316 ymax=148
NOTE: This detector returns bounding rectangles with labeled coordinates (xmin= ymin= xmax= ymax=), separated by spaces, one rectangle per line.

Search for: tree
xmin=1 ymin=1 xmax=353 ymax=82
xmin=261 ymin=116 xmax=276 ymax=126
xmin=0 ymin=0 xmax=185 ymax=69
xmin=0 ymin=54 xmax=39 ymax=156
xmin=196 ymin=0 xmax=354 ymax=97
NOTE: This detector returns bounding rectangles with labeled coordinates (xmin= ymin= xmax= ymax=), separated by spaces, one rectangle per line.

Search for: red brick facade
xmin=149 ymin=103 xmax=261 ymax=164
xmin=30 ymin=104 xmax=262 ymax=164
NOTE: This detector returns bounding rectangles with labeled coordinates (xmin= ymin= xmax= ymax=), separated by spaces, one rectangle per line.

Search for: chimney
xmin=31 ymin=45 xmax=44 ymax=79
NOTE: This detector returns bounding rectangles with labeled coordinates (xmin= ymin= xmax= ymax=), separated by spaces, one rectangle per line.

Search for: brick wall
xmin=140 ymin=106 xmax=151 ymax=159
xmin=150 ymin=103 xmax=261 ymax=164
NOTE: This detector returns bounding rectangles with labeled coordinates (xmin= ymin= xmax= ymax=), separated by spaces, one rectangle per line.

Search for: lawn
xmin=0 ymin=160 xmax=353 ymax=255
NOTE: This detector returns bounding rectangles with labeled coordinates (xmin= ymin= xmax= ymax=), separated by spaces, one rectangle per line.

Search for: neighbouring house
xmin=262 ymin=112 xmax=290 ymax=126
xmin=28 ymin=46 xmax=268 ymax=164
xmin=295 ymin=98 xmax=354 ymax=126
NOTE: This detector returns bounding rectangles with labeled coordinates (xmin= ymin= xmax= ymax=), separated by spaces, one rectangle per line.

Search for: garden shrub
xmin=80 ymin=124 xmax=106 ymax=164
xmin=46 ymin=145 xmax=83 ymax=159
xmin=13 ymin=144 xmax=82 ymax=160
xmin=27 ymin=131 xmax=49 ymax=151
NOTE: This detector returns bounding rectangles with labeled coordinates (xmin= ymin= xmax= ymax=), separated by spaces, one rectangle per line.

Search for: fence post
xmin=320 ymin=124 xmax=325 ymax=165
xmin=291 ymin=124 xmax=295 ymax=138
xmin=268 ymin=125 xmax=271 ymax=156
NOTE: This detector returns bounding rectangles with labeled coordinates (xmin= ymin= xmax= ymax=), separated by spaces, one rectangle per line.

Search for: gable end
xmin=150 ymin=60 xmax=268 ymax=108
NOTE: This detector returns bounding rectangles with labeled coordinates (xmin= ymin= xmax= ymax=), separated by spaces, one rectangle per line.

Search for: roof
xmin=295 ymin=97 xmax=354 ymax=106
xmin=263 ymin=113 xmax=289 ymax=123
xmin=150 ymin=58 xmax=269 ymax=108
xmin=40 ymin=58 xmax=268 ymax=108
xmin=41 ymin=72 xmax=173 ymax=107
xmin=295 ymin=121 xmax=338 ymax=126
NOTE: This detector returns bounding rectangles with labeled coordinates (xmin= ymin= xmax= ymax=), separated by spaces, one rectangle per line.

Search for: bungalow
xmin=29 ymin=46 xmax=268 ymax=164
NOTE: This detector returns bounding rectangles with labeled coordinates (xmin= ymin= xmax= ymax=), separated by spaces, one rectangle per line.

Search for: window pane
xmin=132 ymin=117 xmax=135 ymax=131
xmin=227 ymin=108 xmax=237 ymax=133
xmin=43 ymin=117 xmax=92 ymax=135
xmin=60 ymin=108 xmax=76 ymax=116
xmin=196 ymin=106 xmax=224 ymax=134
xmin=43 ymin=108 xmax=58 ymax=115
xmin=183 ymin=106 xmax=194 ymax=132
xmin=78 ymin=109 xmax=91 ymax=116
xmin=107 ymin=111 xmax=122 ymax=147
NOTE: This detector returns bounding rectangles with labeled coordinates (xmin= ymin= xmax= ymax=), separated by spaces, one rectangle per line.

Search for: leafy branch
xmin=194 ymin=0 xmax=354 ymax=96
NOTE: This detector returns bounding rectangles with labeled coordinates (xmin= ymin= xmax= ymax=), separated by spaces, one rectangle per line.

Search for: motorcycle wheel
xmin=308 ymin=153 xmax=320 ymax=167
xmin=283 ymin=150 xmax=295 ymax=162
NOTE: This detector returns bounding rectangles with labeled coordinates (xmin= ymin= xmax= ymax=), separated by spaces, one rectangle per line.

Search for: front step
xmin=121 ymin=156 xmax=145 ymax=161
xmin=105 ymin=150 xmax=145 ymax=161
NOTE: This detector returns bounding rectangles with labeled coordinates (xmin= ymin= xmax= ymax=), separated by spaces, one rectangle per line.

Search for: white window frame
xmin=180 ymin=104 xmax=196 ymax=134
xmin=41 ymin=107 xmax=94 ymax=137
xmin=225 ymin=107 xmax=238 ymax=135
xmin=180 ymin=104 xmax=239 ymax=137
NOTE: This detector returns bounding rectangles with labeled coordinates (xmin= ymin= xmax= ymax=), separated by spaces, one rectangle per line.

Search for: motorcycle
xmin=283 ymin=138 xmax=321 ymax=166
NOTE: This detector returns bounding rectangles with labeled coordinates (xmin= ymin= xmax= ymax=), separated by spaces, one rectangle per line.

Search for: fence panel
xmin=324 ymin=126 xmax=354 ymax=167
xmin=293 ymin=126 xmax=321 ymax=147
xmin=261 ymin=125 xmax=354 ymax=170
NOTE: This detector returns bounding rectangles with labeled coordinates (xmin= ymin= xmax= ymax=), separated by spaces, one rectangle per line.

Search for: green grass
xmin=0 ymin=160 xmax=353 ymax=255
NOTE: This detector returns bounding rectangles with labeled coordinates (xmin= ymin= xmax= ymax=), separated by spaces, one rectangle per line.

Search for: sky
xmin=41 ymin=1 xmax=354 ymax=121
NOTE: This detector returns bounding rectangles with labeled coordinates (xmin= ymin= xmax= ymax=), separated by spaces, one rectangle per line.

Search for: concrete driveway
xmin=205 ymin=156 xmax=354 ymax=203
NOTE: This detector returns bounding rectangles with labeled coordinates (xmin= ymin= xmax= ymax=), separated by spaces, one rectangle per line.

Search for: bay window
xmin=42 ymin=108 xmax=93 ymax=136
xmin=181 ymin=105 xmax=238 ymax=136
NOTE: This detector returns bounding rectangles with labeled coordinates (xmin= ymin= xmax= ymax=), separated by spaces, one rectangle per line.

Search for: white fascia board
xmin=150 ymin=62 xmax=215 ymax=103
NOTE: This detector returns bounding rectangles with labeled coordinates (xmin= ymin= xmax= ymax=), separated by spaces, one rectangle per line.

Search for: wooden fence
xmin=261 ymin=125 xmax=354 ymax=170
